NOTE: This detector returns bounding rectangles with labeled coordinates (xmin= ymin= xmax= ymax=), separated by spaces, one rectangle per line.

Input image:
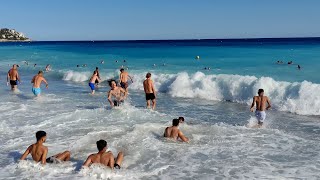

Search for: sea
xmin=0 ymin=38 xmax=319 ymax=179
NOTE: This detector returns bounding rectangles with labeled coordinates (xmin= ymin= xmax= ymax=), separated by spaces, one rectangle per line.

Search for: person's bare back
xmin=253 ymin=96 xmax=270 ymax=111
xmin=25 ymin=143 xmax=48 ymax=163
xmin=164 ymin=119 xmax=189 ymax=142
xmin=87 ymin=151 xmax=115 ymax=167
xmin=31 ymin=71 xmax=48 ymax=88
xmin=143 ymin=79 xmax=154 ymax=94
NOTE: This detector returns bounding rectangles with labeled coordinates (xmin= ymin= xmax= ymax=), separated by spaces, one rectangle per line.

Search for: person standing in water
xmin=7 ymin=64 xmax=21 ymax=91
xmin=31 ymin=71 xmax=48 ymax=96
xmin=89 ymin=71 xmax=100 ymax=95
xmin=250 ymin=89 xmax=272 ymax=127
xmin=94 ymin=67 xmax=101 ymax=85
xmin=20 ymin=131 xmax=71 ymax=164
xmin=143 ymin=73 xmax=156 ymax=110
xmin=107 ymin=80 xmax=127 ymax=107
xmin=83 ymin=139 xmax=124 ymax=169
xmin=119 ymin=68 xmax=133 ymax=92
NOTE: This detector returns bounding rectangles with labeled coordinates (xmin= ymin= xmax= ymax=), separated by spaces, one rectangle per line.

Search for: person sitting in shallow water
xmin=164 ymin=119 xmax=189 ymax=142
xmin=20 ymin=131 xmax=71 ymax=164
xmin=83 ymin=139 xmax=124 ymax=169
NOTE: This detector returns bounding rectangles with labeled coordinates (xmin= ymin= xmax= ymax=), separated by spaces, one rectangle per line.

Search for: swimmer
xmin=83 ymin=64 xmax=87 ymax=67
xmin=123 ymin=60 xmax=126 ymax=63
xmin=77 ymin=65 xmax=80 ymax=67
xmin=34 ymin=64 xmax=37 ymax=67
xmin=89 ymin=71 xmax=101 ymax=95
xmin=115 ymin=60 xmax=118 ymax=63
xmin=143 ymin=73 xmax=156 ymax=110
xmin=101 ymin=60 xmax=105 ymax=64
xmin=178 ymin=117 xmax=185 ymax=123
xmin=31 ymin=71 xmax=48 ymax=97
xmin=94 ymin=67 xmax=101 ymax=85
xmin=83 ymin=139 xmax=123 ymax=169
xmin=250 ymin=89 xmax=271 ymax=128
xmin=107 ymin=80 xmax=127 ymax=107
xmin=20 ymin=131 xmax=71 ymax=164
xmin=45 ymin=64 xmax=51 ymax=72
xmin=288 ymin=61 xmax=293 ymax=65
xmin=7 ymin=64 xmax=20 ymax=91
xmin=119 ymin=68 xmax=133 ymax=92
xmin=298 ymin=65 xmax=301 ymax=70
xmin=164 ymin=119 xmax=189 ymax=142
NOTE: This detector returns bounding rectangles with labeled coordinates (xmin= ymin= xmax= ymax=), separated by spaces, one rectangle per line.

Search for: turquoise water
xmin=0 ymin=39 xmax=319 ymax=179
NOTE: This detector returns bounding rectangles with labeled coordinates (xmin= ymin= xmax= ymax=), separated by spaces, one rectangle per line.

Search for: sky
xmin=0 ymin=0 xmax=319 ymax=40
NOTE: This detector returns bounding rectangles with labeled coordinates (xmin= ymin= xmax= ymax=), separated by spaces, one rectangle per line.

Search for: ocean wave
xmin=61 ymin=70 xmax=320 ymax=115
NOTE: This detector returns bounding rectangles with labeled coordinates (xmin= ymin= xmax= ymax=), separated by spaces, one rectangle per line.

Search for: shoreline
xmin=0 ymin=39 xmax=31 ymax=42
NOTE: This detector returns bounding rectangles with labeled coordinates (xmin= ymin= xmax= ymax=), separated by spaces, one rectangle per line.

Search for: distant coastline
xmin=0 ymin=28 xmax=30 ymax=42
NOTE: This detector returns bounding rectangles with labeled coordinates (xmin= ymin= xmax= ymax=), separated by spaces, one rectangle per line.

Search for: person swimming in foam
xmin=20 ymin=131 xmax=71 ymax=164
xmin=164 ymin=119 xmax=189 ymax=142
xmin=83 ymin=139 xmax=123 ymax=169
xmin=31 ymin=71 xmax=48 ymax=97
xmin=107 ymin=80 xmax=127 ymax=107
xmin=250 ymin=89 xmax=272 ymax=128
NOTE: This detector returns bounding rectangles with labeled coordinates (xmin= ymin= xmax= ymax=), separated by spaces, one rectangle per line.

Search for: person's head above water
xmin=258 ymin=89 xmax=264 ymax=96
xmin=120 ymin=68 xmax=124 ymax=72
xmin=13 ymin=64 xmax=17 ymax=69
xmin=96 ymin=139 xmax=107 ymax=151
xmin=36 ymin=131 xmax=47 ymax=142
xmin=108 ymin=80 xmax=117 ymax=88
xmin=96 ymin=67 xmax=99 ymax=70
xmin=146 ymin=73 xmax=151 ymax=78
xmin=93 ymin=71 xmax=97 ymax=75
xmin=172 ymin=119 xmax=179 ymax=127
xmin=178 ymin=117 xmax=185 ymax=123
xmin=38 ymin=70 xmax=43 ymax=76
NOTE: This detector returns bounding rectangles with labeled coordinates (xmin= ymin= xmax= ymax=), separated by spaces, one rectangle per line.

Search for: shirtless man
xmin=119 ymin=68 xmax=133 ymax=91
xmin=94 ymin=67 xmax=101 ymax=85
xmin=107 ymin=80 xmax=127 ymax=107
xmin=164 ymin=119 xmax=189 ymax=142
xmin=31 ymin=71 xmax=48 ymax=96
xmin=250 ymin=89 xmax=272 ymax=127
xmin=143 ymin=73 xmax=156 ymax=110
xmin=89 ymin=71 xmax=100 ymax=94
xmin=20 ymin=131 xmax=71 ymax=164
xmin=7 ymin=64 xmax=20 ymax=91
xmin=83 ymin=139 xmax=123 ymax=169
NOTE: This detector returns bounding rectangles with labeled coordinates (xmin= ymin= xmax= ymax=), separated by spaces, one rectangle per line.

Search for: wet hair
xmin=96 ymin=139 xmax=107 ymax=151
xmin=36 ymin=131 xmax=46 ymax=141
xmin=96 ymin=67 xmax=98 ymax=70
xmin=146 ymin=73 xmax=151 ymax=78
xmin=178 ymin=117 xmax=184 ymax=122
xmin=93 ymin=71 xmax=97 ymax=75
xmin=172 ymin=119 xmax=179 ymax=126
xmin=38 ymin=70 xmax=43 ymax=74
xmin=120 ymin=68 xmax=124 ymax=72
xmin=258 ymin=89 xmax=264 ymax=95
xmin=108 ymin=79 xmax=116 ymax=87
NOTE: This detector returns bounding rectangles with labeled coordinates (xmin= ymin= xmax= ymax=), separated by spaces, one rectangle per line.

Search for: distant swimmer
xmin=20 ymin=131 xmax=71 ymax=164
xmin=195 ymin=56 xmax=200 ymax=60
xmin=153 ymin=64 xmax=156 ymax=67
xmin=123 ymin=60 xmax=126 ymax=63
xmin=288 ymin=61 xmax=293 ymax=65
xmin=83 ymin=64 xmax=87 ymax=67
xmin=94 ymin=67 xmax=101 ymax=85
xmin=115 ymin=60 xmax=118 ymax=63
xmin=45 ymin=64 xmax=51 ymax=72
xmin=119 ymin=68 xmax=133 ymax=92
xmin=164 ymin=119 xmax=189 ymax=142
xmin=31 ymin=71 xmax=48 ymax=97
xmin=101 ymin=60 xmax=105 ymax=64
xmin=107 ymin=80 xmax=127 ymax=107
xmin=298 ymin=65 xmax=301 ymax=70
xmin=83 ymin=139 xmax=123 ymax=169
xmin=250 ymin=89 xmax=271 ymax=128
xmin=143 ymin=73 xmax=156 ymax=110
xmin=77 ymin=65 xmax=80 ymax=67
xmin=89 ymin=71 xmax=101 ymax=95
xmin=7 ymin=64 xmax=21 ymax=91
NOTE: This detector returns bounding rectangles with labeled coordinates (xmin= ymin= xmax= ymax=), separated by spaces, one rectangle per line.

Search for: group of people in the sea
xmin=7 ymin=62 xmax=272 ymax=171
xmin=276 ymin=60 xmax=301 ymax=70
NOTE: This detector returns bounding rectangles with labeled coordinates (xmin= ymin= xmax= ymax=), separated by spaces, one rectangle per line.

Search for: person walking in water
xmin=89 ymin=71 xmax=100 ymax=95
xmin=250 ymin=89 xmax=271 ymax=127
xmin=107 ymin=80 xmax=127 ymax=107
xmin=7 ymin=64 xmax=20 ymax=91
xmin=143 ymin=73 xmax=156 ymax=110
xmin=31 ymin=71 xmax=48 ymax=97
xmin=119 ymin=68 xmax=133 ymax=92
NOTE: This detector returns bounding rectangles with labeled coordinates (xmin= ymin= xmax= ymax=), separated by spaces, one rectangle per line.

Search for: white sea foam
xmin=62 ymin=71 xmax=320 ymax=115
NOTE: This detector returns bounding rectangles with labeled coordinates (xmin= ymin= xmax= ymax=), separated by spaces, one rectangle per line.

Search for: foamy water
xmin=0 ymin=40 xmax=320 ymax=179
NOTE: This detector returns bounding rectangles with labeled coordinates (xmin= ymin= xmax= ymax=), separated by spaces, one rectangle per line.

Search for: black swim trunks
xmin=10 ymin=80 xmax=17 ymax=86
xmin=113 ymin=100 xmax=124 ymax=106
xmin=120 ymin=82 xmax=128 ymax=89
xmin=46 ymin=156 xmax=55 ymax=163
xmin=146 ymin=93 xmax=155 ymax=100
